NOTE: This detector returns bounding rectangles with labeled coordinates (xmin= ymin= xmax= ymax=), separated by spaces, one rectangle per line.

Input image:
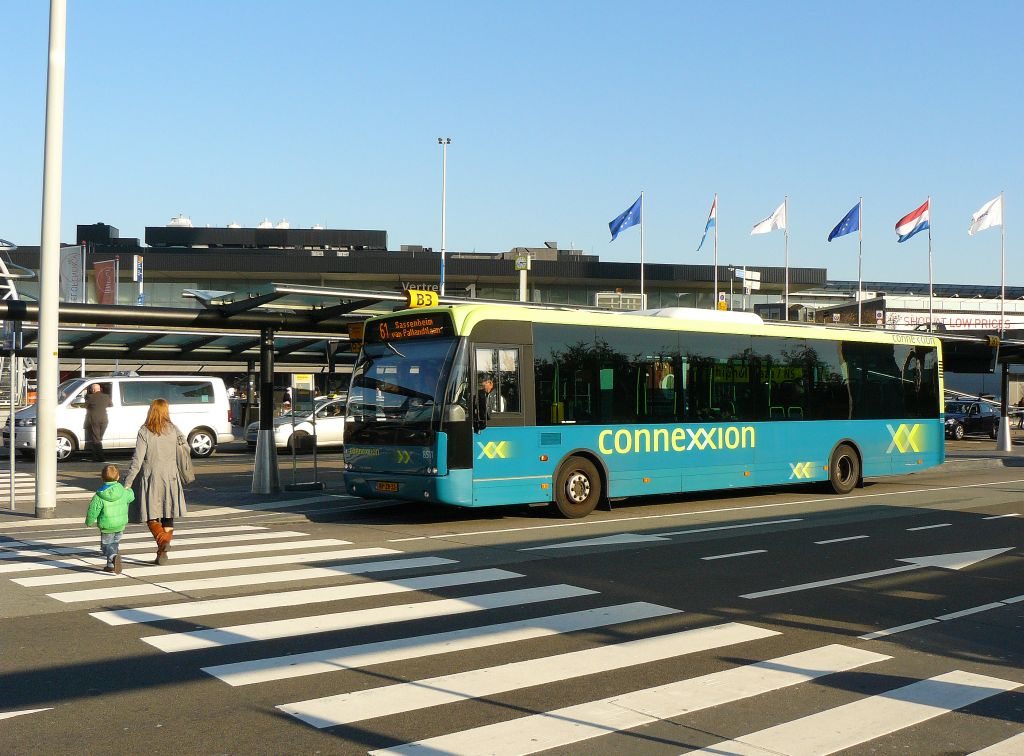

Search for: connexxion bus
xmin=342 ymin=303 xmax=943 ymax=518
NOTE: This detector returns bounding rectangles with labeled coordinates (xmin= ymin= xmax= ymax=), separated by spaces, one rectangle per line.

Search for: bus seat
xmin=769 ymin=406 xmax=785 ymax=420
xmin=788 ymin=406 xmax=804 ymax=419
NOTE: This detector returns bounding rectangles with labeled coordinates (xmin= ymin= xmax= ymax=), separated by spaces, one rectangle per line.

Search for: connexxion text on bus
xmin=342 ymin=302 xmax=943 ymax=518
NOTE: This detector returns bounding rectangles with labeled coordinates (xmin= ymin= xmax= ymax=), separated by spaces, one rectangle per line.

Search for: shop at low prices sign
xmin=404 ymin=289 xmax=439 ymax=308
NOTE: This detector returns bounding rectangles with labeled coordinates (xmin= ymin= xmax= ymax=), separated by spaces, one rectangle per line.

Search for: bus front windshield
xmin=345 ymin=338 xmax=460 ymax=440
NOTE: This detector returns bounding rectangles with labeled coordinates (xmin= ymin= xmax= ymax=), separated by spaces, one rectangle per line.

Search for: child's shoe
xmin=103 ymin=564 xmax=115 ymax=573
xmin=112 ymin=554 xmax=123 ymax=574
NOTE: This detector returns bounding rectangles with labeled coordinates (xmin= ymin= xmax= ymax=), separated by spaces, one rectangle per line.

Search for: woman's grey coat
xmin=124 ymin=425 xmax=188 ymax=523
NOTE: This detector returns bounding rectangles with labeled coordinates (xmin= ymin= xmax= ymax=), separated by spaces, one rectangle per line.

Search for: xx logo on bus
xmin=395 ymin=449 xmax=411 ymax=464
xmin=477 ymin=440 xmax=511 ymax=459
xmin=789 ymin=462 xmax=816 ymax=480
xmin=886 ymin=423 xmax=924 ymax=454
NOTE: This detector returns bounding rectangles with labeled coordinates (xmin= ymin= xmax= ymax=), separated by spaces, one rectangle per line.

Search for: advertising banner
xmin=94 ymin=259 xmax=117 ymax=305
xmin=59 ymin=246 xmax=85 ymax=303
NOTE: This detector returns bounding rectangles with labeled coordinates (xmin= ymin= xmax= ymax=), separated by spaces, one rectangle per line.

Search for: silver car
xmin=245 ymin=398 xmax=346 ymax=453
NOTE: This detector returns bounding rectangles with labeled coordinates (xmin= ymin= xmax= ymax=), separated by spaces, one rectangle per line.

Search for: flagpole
xmin=1000 ymin=190 xmax=1005 ymax=337
xmin=784 ymin=195 xmax=789 ymax=320
xmin=857 ymin=197 xmax=863 ymax=328
xmin=713 ymin=193 xmax=718 ymax=309
xmin=927 ymin=195 xmax=933 ymax=332
xmin=640 ymin=190 xmax=645 ymax=306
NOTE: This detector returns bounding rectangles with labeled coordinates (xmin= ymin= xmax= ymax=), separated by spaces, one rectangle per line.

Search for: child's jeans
xmin=100 ymin=531 xmax=123 ymax=567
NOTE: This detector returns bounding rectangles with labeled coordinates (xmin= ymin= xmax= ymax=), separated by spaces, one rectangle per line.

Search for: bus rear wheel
xmin=553 ymin=456 xmax=601 ymax=519
xmin=828 ymin=443 xmax=860 ymax=495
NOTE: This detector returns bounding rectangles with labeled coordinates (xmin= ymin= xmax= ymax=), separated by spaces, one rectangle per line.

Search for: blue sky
xmin=2 ymin=1 xmax=1020 ymax=286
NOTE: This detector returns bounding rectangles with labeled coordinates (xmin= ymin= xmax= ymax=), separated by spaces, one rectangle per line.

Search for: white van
xmin=3 ymin=375 xmax=234 ymax=462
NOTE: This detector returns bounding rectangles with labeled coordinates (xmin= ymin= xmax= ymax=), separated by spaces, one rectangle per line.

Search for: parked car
xmin=944 ymin=400 xmax=999 ymax=439
xmin=3 ymin=375 xmax=234 ymax=461
xmin=245 ymin=398 xmax=346 ymax=453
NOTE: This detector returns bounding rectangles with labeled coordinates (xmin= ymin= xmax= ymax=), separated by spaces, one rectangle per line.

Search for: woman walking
xmin=124 ymin=398 xmax=189 ymax=565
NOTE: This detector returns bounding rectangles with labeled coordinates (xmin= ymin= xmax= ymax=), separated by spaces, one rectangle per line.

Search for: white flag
xmin=751 ymin=202 xmax=787 ymax=235
xmin=968 ymin=195 xmax=1003 ymax=236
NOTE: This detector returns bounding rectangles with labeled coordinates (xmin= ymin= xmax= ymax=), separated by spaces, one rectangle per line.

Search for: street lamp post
xmin=438 ymin=137 xmax=451 ymax=296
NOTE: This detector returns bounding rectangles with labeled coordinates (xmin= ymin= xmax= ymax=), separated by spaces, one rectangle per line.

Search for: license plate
xmin=375 ymin=481 xmax=400 ymax=493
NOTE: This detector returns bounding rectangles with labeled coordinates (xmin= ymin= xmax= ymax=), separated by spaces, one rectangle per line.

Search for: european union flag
xmin=828 ymin=201 xmax=861 ymax=242
xmin=609 ymin=195 xmax=642 ymax=241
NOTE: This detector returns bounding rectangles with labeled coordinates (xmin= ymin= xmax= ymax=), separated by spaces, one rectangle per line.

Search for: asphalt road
xmin=1 ymin=456 xmax=1022 ymax=755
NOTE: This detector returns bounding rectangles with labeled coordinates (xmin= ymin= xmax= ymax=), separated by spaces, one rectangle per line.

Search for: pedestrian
xmin=124 ymin=398 xmax=190 ymax=565
xmin=83 ymin=383 xmax=112 ymax=462
xmin=84 ymin=463 xmax=133 ymax=574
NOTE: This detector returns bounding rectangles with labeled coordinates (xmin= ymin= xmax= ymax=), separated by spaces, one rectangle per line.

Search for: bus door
xmin=471 ymin=342 xmax=543 ymax=506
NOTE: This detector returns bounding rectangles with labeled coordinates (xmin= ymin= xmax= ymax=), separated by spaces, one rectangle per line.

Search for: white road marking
xmin=970 ymin=731 xmax=1024 ymax=755
xmin=123 ymin=537 xmax=352 ymax=560
xmin=2 ymin=530 xmax=317 ymax=557
xmin=143 ymin=584 xmax=596 ymax=653
xmin=702 ymin=550 xmax=766 ymax=561
xmin=203 ymin=602 xmax=680 ymax=687
xmin=50 ymin=583 xmax=171 ymax=602
xmin=0 ymin=707 xmax=53 ymax=721
xmin=521 ymin=519 xmax=803 ymax=552
xmin=521 ymin=533 xmax=668 ymax=551
xmin=860 ymin=594 xmax=1024 ymax=640
xmin=658 ymin=518 xmax=803 ymax=536
xmin=12 ymin=525 xmax=267 ymax=547
xmin=184 ymin=494 xmax=357 ymax=518
xmin=859 ymin=619 xmax=940 ymax=640
xmin=44 ymin=557 xmax=457 ymax=600
xmin=91 ymin=568 xmax=522 ymax=625
xmin=282 ymin=622 xmax=777 ymax=728
xmin=815 ymin=535 xmax=870 ymax=545
xmin=982 ymin=513 xmax=1020 ymax=520
xmin=13 ymin=550 xmax=424 ymax=587
xmin=742 ymin=548 xmax=1014 ymax=599
xmin=369 ymin=644 xmax=889 ymax=756
xmin=907 ymin=523 xmax=952 ymax=531
xmin=690 ymin=670 xmax=1021 ymax=755
xmin=0 ymin=516 xmax=87 ymax=530
xmin=384 ymin=477 xmax=1024 ymax=542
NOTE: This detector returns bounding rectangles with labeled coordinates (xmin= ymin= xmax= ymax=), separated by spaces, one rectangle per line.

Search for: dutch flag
xmin=895 ymin=199 xmax=930 ymax=243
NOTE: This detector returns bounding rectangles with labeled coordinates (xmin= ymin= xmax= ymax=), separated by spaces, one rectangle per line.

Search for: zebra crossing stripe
xmin=91 ymin=568 xmax=523 ymax=625
xmin=280 ymin=622 xmax=778 ymax=728
xmin=139 ymin=557 xmax=458 ymax=593
xmin=62 ymin=530 xmax=316 ymax=555
xmin=142 ymin=584 xmax=596 ymax=653
xmin=970 ymin=731 xmax=1024 ymax=755
xmin=13 ymin=549 xmax=415 ymax=587
xmin=689 ymin=670 xmax=1021 ymax=755
xmin=120 ymin=537 xmax=351 ymax=560
xmin=50 ymin=583 xmax=172 ymax=602
xmin=0 ymin=707 xmax=53 ymax=721
xmin=204 ymin=602 xmax=680 ymax=687
xmin=13 ymin=525 xmax=268 ymax=547
xmin=46 ymin=557 xmax=459 ymax=603
xmin=368 ymin=644 xmax=890 ymax=756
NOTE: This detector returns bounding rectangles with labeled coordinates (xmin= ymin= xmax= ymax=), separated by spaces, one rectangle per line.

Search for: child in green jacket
xmin=84 ymin=464 xmax=134 ymax=574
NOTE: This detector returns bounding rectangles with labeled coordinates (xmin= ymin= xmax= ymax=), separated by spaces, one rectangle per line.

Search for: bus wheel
xmin=554 ymin=456 xmax=601 ymax=518
xmin=828 ymin=443 xmax=860 ymax=495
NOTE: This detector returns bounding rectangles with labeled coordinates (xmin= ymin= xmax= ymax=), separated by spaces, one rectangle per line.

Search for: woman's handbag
xmin=176 ymin=434 xmax=196 ymax=484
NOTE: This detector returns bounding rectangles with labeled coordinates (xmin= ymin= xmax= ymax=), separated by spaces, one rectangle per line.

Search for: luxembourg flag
xmin=895 ymin=198 xmax=930 ymax=243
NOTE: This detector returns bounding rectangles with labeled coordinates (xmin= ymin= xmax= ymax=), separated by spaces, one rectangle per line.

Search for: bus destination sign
xmin=367 ymin=313 xmax=454 ymax=343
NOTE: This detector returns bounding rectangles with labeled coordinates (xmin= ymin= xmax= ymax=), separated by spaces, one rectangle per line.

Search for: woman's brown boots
xmin=146 ymin=520 xmax=173 ymax=565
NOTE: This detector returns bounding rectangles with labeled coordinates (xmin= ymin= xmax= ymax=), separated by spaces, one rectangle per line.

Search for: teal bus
xmin=342 ymin=304 xmax=943 ymax=517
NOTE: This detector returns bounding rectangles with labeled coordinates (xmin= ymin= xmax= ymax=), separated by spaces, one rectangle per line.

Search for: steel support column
xmin=252 ymin=327 xmax=280 ymax=493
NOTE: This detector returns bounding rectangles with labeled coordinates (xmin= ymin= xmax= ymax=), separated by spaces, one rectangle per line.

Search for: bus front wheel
xmin=554 ymin=456 xmax=601 ymax=518
xmin=828 ymin=443 xmax=860 ymax=495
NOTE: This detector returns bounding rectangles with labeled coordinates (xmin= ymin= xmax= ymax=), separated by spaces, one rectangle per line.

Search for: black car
xmin=944 ymin=401 xmax=999 ymax=439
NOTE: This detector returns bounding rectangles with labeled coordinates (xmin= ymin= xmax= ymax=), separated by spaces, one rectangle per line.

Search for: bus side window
xmin=475 ymin=347 xmax=521 ymax=415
